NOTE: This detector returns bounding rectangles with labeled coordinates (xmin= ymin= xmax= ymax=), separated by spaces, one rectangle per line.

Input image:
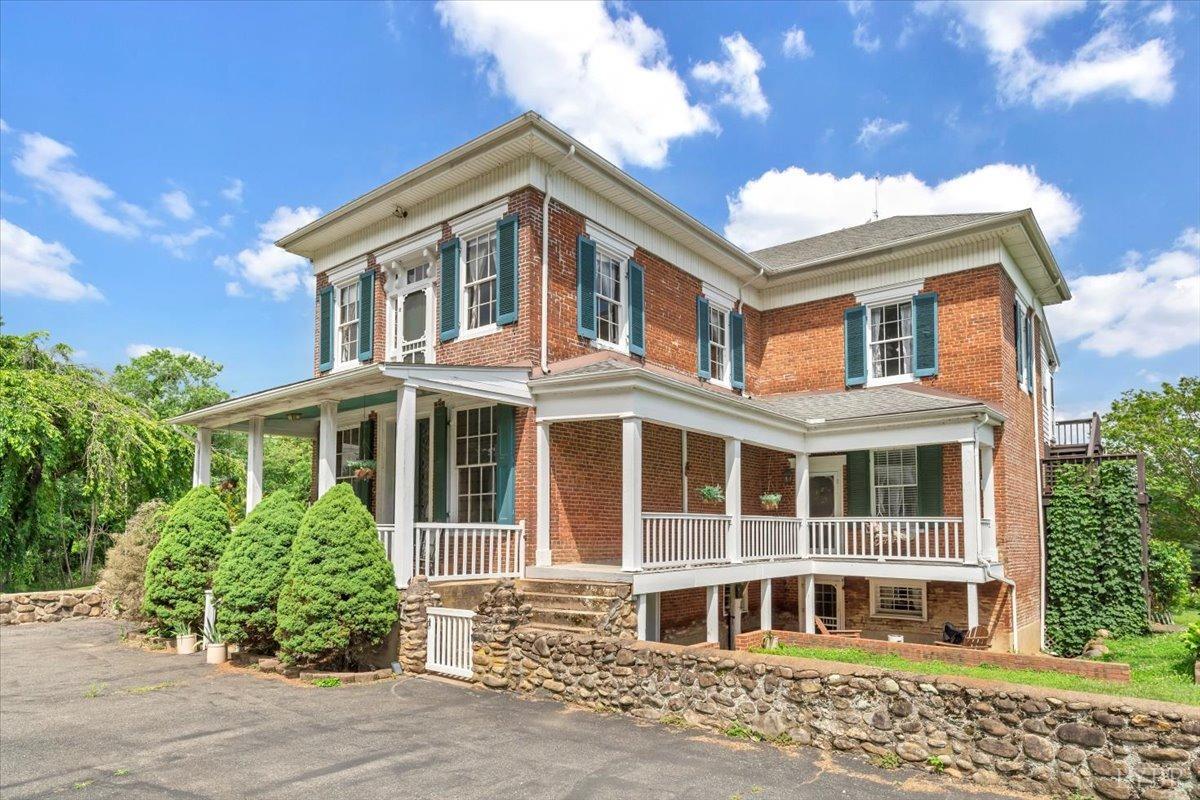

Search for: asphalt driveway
xmin=0 ymin=620 xmax=1019 ymax=799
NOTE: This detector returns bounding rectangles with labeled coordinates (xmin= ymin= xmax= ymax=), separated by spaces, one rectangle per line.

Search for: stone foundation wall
xmin=1 ymin=588 xmax=105 ymax=625
xmin=396 ymin=577 xmax=440 ymax=674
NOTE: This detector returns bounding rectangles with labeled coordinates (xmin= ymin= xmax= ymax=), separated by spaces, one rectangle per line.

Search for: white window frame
xmin=869 ymin=579 xmax=928 ymax=621
xmin=458 ymin=226 xmax=500 ymax=340
xmin=869 ymin=447 xmax=919 ymax=517
xmin=1016 ymin=300 xmax=1033 ymax=395
xmin=448 ymin=402 xmax=498 ymax=524
xmin=334 ymin=424 xmax=362 ymax=482
xmin=386 ymin=260 xmax=435 ymax=364
xmin=813 ymin=577 xmax=845 ymax=630
xmin=706 ymin=299 xmax=732 ymax=388
xmin=593 ymin=245 xmax=629 ymax=353
xmin=865 ymin=299 xmax=914 ymax=387
xmin=333 ymin=279 xmax=361 ymax=371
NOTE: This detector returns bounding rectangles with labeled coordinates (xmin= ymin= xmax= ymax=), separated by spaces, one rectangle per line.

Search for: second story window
xmin=708 ymin=304 xmax=730 ymax=383
xmin=388 ymin=259 xmax=433 ymax=364
xmin=463 ymin=230 xmax=497 ymax=331
xmin=873 ymin=448 xmax=917 ymax=516
xmin=595 ymin=250 xmax=624 ymax=346
xmin=337 ymin=283 xmax=360 ymax=366
xmin=869 ymin=301 xmax=912 ymax=381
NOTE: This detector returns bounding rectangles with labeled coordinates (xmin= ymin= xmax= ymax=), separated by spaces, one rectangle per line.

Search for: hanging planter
xmin=760 ymin=492 xmax=782 ymax=511
xmin=697 ymin=484 xmax=725 ymax=504
xmin=347 ymin=459 xmax=377 ymax=480
xmin=217 ymin=476 xmax=238 ymax=493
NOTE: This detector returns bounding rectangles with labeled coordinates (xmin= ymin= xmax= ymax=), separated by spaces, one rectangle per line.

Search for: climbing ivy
xmin=1045 ymin=461 xmax=1147 ymax=656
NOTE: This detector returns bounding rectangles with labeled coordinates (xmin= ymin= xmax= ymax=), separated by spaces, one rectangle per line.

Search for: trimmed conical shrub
xmin=275 ymin=483 xmax=397 ymax=668
xmin=142 ymin=485 xmax=230 ymax=631
xmin=212 ymin=492 xmax=305 ymax=651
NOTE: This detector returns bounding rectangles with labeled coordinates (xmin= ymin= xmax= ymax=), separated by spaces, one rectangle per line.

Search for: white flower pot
xmin=176 ymin=634 xmax=197 ymax=655
xmin=205 ymin=643 xmax=227 ymax=665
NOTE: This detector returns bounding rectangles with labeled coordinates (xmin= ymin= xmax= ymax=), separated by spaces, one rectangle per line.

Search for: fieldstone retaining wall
xmin=396 ymin=576 xmax=440 ymax=674
xmin=1 ymin=588 xmax=105 ymax=625
xmin=470 ymin=579 xmax=529 ymax=687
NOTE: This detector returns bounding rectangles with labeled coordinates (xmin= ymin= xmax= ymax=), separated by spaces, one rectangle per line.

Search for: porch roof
xmin=167 ymin=363 xmax=532 ymax=436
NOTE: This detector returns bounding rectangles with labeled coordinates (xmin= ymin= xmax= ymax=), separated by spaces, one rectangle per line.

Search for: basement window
xmin=870 ymin=579 xmax=927 ymax=620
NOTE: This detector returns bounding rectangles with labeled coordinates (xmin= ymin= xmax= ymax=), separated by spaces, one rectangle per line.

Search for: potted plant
xmin=174 ymin=622 xmax=197 ymax=655
xmin=697 ymin=484 xmax=725 ymax=504
xmin=217 ymin=475 xmax=238 ymax=493
xmin=203 ymin=617 xmax=227 ymax=665
xmin=760 ymin=492 xmax=782 ymax=511
xmin=347 ymin=459 xmax=376 ymax=480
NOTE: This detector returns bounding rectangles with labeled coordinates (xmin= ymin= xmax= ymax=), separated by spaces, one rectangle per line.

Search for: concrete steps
xmin=517 ymin=578 xmax=629 ymax=635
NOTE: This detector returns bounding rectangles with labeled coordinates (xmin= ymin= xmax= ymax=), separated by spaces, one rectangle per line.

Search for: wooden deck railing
xmin=641 ymin=513 xmax=729 ymax=570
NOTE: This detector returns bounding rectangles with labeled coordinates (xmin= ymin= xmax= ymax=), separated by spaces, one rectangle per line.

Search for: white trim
xmin=854 ymin=279 xmax=923 ymax=306
xmin=325 ymin=257 xmax=370 ymax=287
xmin=459 ymin=225 xmax=500 ymax=337
xmin=869 ymin=446 xmax=919 ymax=517
xmin=813 ymin=577 xmax=846 ymax=630
xmin=864 ymin=297 xmax=915 ymax=388
xmin=808 ymin=468 xmax=843 ymax=518
xmin=375 ymin=227 xmax=442 ymax=267
xmin=585 ymin=220 xmax=636 ymax=260
xmin=447 ymin=197 xmax=508 ymax=235
xmin=591 ymin=243 xmax=630 ymax=353
xmin=332 ymin=278 xmax=363 ymax=372
xmin=869 ymin=578 xmax=928 ymax=621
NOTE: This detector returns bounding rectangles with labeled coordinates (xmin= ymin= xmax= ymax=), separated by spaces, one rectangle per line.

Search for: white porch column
xmin=967 ymin=583 xmax=980 ymax=630
xmin=635 ymin=593 xmax=648 ymax=640
xmin=317 ymin=401 xmax=338 ymax=498
xmin=245 ymin=416 xmax=264 ymax=514
xmin=394 ymin=385 xmax=417 ymax=588
xmin=706 ymin=585 xmax=720 ymax=644
xmin=536 ymin=420 xmax=552 ymax=567
xmin=621 ymin=417 xmax=643 ymax=572
xmin=725 ymin=438 xmax=742 ymax=563
xmin=760 ymin=578 xmax=773 ymax=631
xmin=960 ymin=439 xmax=981 ymax=564
xmin=192 ymin=427 xmax=212 ymax=487
xmin=801 ymin=574 xmax=815 ymax=634
xmin=794 ymin=452 xmax=810 ymax=558
xmin=979 ymin=443 xmax=998 ymax=562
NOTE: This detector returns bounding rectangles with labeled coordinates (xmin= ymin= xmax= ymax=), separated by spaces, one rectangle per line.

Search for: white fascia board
xmin=805 ymin=412 xmax=997 ymax=452
xmin=380 ymin=363 xmax=533 ymax=407
xmin=627 ymin=558 xmax=993 ymax=594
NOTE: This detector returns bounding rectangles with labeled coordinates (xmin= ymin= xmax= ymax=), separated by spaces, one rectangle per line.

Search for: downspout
xmin=540 ymin=144 xmax=576 ymax=374
xmin=734 ymin=267 xmax=765 ymax=312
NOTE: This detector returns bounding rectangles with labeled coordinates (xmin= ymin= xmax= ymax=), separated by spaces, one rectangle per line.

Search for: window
xmin=708 ymin=304 xmax=729 ymax=383
xmin=337 ymin=283 xmax=360 ymax=365
xmin=595 ymin=250 xmax=624 ymax=346
xmin=388 ymin=262 xmax=432 ymax=364
xmin=335 ymin=426 xmax=360 ymax=480
xmin=814 ymin=582 xmax=840 ymax=630
xmin=463 ymin=230 xmax=497 ymax=331
xmin=873 ymin=448 xmax=917 ymax=516
xmin=869 ymin=301 xmax=912 ymax=380
xmin=871 ymin=580 xmax=927 ymax=619
xmin=455 ymin=407 xmax=496 ymax=523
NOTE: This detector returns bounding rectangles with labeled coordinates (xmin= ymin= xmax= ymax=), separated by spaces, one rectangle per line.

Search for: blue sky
xmin=1 ymin=0 xmax=1197 ymax=417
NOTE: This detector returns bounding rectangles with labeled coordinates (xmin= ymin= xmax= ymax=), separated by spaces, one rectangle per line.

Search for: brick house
xmin=173 ymin=112 xmax=1070 ymax=654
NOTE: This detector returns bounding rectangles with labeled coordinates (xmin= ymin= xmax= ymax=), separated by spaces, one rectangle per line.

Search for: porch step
xmin=516 ymin=578 xmax=630 ymax=598
xmin=523 ymin=622 xmax=595 ymax=635
xmin=521 ymin=591 xmax=613 ymax=613
xmin=529 ymin=607 xmax=608 ymax=629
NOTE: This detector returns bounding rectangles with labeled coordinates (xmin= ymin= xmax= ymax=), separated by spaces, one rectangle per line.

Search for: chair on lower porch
xmin=813 ymin=617 xmax=862 ymax=638
xmin=934 ymin=624 xmax=992 ymax=650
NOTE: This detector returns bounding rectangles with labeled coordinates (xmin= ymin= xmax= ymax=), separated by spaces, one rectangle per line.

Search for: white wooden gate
xmin=425 ymin=607 xmax=475 ymax=679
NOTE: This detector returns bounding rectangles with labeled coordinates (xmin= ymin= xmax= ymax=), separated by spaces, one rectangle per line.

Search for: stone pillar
xmin=760 ymin=578 xmax=773 ymax=631
xmin=192 ymin=427 xmax=212 ymax=487
xmin=706 ymin=584 xmax=720 ymax=644
xmin=245 ymin=416 xmax=264 ymax=514
xmin=317 ymin=401 xmax=338 ymax=497
xmin=394 ymin=385 xmax=417 ymax=587
xmin=397 ymin=576 xmax=439 ymax=674
xmin=536 ymin=420 xmax=551 ymax=567
xmin=621 ymin=417 xmax=643 ymax=572
xmin=725 ymin=438 xmax=742 ymax=563
xmin=960 ymin=439 xmax=981 ymax=564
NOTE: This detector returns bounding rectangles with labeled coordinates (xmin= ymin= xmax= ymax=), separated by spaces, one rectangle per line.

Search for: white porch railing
xmin=740 ymin=516 xmax=805 ymax=561
xmin=376 ymin=524 xmax=397 ymax=560
xmin=425 ymin=607 xmax=475 ymax=679
xmin=413 ymin=522 xmax=526 ymax=581
xmin=641 ymin=513 xmax=729 ymax=570
xmin=807 ymin=517 xmax=964 ymax=562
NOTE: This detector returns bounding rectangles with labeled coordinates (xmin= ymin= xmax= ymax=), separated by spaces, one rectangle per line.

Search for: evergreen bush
xmin=212 ymin=492 xmax=305 ymax=651
xmin=275 ymin=483 xmax=397 ymax=668
xmin=141 ymin=485 xmax=230 ymax=630
xmin=1149 ymin=539 xmax=1191 ymax=611
xmin=99 ymin=500 xmax=170 ymax=619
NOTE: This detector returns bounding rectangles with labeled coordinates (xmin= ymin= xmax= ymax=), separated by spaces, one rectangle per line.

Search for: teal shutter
xmin=847 ymin=451 xmax=871 ymax=516
xmin=730 ymin=310 xmax=745 ymax=390
xmin=628 ymin=259 xmax=645 ymax=356
xmin=1024 ymin=313 xmax=1034 ymax=388
xmin=1013 ymin=300 xmax=1022 ymax=377
xmin=916 ymin=445 xmax=943 ymax=516
xmin=912 ymin=291 xmax=938 ymax=377
xmin=433 ymin=404 xmax=449 ymax=521
xmin=439 ymin=238 xmax=460 ymax=342
xmin=496 ymin=214 xmax=519 ymax=325
xmin=318 ymin=285 xmax=334 ymax=372
xmin=495 ymin=405 xmax=515 ymax=524
xmin=696 ymin=295 xmax=711 ymax=379
xmin=353 ymin=418 xmax=376 ymax=509
xmin=357 ymin=271 xmax=375 ymax=361
xmin=844 ymin=305 xmax=867 ymax=387
xmin=576 ymin=235 xmax=596 ymax=339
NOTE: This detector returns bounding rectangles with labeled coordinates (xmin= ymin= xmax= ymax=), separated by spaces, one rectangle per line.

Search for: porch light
xmin=287 ymin=412 xmax=302 ymax=421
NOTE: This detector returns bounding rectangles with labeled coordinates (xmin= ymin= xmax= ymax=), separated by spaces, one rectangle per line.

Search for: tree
xmin=142 ymin=485 xmax=230 ymax=631
xmin=275 ymin=484 xmax=397 ymax=668
xmin=109 ymin=349 xmax=227 ymax=420
xmin=212 ymin=492 xmax=305 ymax=651
xmin=1148 ymin=539 xmax=1191 ymax=612
xmin=99 ymin=500 xmax=171 ymax=619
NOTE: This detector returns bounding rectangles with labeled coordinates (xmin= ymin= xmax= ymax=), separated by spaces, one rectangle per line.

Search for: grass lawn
xmin=753 ymin=625 xmax=1199 ymax=707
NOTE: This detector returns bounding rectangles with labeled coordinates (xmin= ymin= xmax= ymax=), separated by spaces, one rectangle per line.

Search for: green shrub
xmin=275 ymin=484 xmax=397 ymax=668
xmin=212 ymin=492 xmax=305 ymax=651
xmin=1149 ymin=539 xmax=1191 ymax=611
xmin=99 ymin=500 xmax=170 ymax=619
xmin=141 ymin=486 xmax=230 ymax=630
xmin=1182 ymin=623 xmax=1200 ymax=660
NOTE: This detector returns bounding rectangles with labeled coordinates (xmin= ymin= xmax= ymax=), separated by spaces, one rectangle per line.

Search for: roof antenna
xmin=872 ymin=173 xmax=880 ymax=222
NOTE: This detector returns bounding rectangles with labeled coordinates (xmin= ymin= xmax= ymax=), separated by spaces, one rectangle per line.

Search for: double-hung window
xmin=595 ymin=250 xmax=624 ymax=346
xmin=455 ymin=407 xmax=496 ymax=523
xmin=708 ymin=304 xmax=730 ymax=384
xmin=872 ymin=448 xmax=918 ymax=517
xmin=334 ymin=426 xmax=361 ymax=481
xmin=868 ymin=301 xmax=912 ymax=381
xmin=463 ymin=230 xmax=497 ymax=332
xmin=870 ymin=580 xmax=927 ymax=619
xmin=337 ymin=283 xmax=360 ymax=366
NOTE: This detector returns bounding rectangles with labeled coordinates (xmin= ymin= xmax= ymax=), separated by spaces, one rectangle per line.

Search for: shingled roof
xmin=750 ymin=213 xmax=1011 ymax=273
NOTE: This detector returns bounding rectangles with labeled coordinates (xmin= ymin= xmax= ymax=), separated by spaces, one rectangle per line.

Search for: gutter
xmin=541 ymin=144 xmax=576 ymax=373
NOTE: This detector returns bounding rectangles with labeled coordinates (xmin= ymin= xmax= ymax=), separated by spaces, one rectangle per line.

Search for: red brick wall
xmin=742 ymin=444 xmax=794 ymax=516
xmin=642 ymin=423 xmax=683 ymax=513
xmin=548 ymin=419 xmax=622 ymax=564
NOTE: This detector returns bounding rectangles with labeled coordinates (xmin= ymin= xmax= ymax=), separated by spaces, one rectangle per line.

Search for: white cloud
xmin=218 ymin=213 xmax=234 ymax=228
xmin=151 ymin=226 xmax=216 ymax=258
xmin=161 ymin=189 xmax=194 ymax=221
xmin=922 ymin=1 xmax=1175 ymax=107
xmin=1 ymin=190 xmax=26 ymax=205
xmin=1048 ymin=228 xmax=1199 ymax=358
xmin=125 ymin=343 xmax=203 ymax=360
xmin=213 ymin=205 xmax=321 ymax=300
xmin=225 ymin=281 xmax=246 ymax=297
xmin=856 ymin=117 xmax=909 ymax=148
xmin=782 ymin=27 xmax=814 ymax=59
xmin=0 ymin=119 xmax=9 ymax=133
xmin=724 ymin=162 xmax=1081 ymax=251
xmin=220 ymin=178 xmax=244 ymax=204
xmin=0 ymin=218 xmax=103 ymax=301
xmin=12 ymin=132 xmax=154 ymax=237
xmin=692 ymin=33 xmax=770 ymax=120
xmin=847 ymin=0 xmax=882 ymax=52
xmin=435 ymin=0 xmax=715 ymax=168
xmin=1147 ymin=3 xmax=1175 ymax=26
